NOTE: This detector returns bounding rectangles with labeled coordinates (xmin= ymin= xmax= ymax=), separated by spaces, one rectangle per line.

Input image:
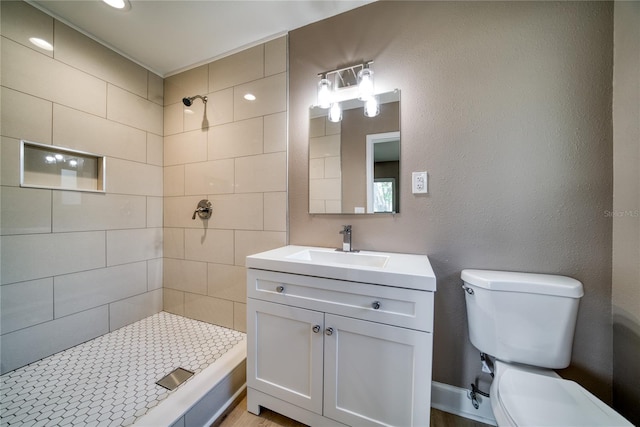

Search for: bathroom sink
xmin=246 ymin=245 xmax=436 ymax=291
xmin=286 ymin=249 xmax=390 ymax=268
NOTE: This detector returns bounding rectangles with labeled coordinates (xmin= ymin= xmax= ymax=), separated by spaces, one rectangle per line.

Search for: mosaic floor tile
xmin=0 ymin=312 xmax=245 ymax=426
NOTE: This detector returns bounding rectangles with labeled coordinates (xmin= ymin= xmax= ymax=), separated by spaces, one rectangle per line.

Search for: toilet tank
xmin=462 ymin=269 xmax=584 ymax=369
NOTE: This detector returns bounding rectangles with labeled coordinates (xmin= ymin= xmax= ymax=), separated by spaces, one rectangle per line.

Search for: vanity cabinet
xmin=247 ymin=268 xmax=434 ymax=427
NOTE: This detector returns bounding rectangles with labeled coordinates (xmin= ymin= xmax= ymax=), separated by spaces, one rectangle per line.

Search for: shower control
xmin=192 ymin=199 xmax=212 ymax=220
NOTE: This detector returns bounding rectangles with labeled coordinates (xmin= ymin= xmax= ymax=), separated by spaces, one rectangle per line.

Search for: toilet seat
xmin=497 ymin=368 xmax=632 ymax=426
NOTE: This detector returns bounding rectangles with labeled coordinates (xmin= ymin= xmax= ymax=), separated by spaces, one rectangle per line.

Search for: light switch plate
xmin=412 ymin=171 xmax=428 ymax=194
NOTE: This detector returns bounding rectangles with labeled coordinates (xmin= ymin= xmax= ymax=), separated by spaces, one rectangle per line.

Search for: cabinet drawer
xmin=248 ymin=269 xmax=433 ymax=332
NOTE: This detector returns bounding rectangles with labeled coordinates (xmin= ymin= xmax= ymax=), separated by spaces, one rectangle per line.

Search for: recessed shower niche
xmin=20 ymin=140 xmax=106 ymax=192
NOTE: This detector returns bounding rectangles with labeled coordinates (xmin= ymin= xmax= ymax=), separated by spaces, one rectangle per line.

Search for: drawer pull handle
xmin=312 ymin=325 xmax=321 ymax=333
xmin=372 ymin=301 xmax=381 ymax=310
xmin=325 ymin=327 xmax=334 ymax=336
xmin=276 ymin=285 xmax=285 ymax=293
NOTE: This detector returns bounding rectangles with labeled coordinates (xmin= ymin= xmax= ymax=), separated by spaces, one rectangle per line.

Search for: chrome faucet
xmin=339 ymin=225 xmax=357 ymax=252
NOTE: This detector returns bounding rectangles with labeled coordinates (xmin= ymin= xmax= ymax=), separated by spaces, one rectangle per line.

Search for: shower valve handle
xmin=192 ymin=200 xmax=213 ymax=220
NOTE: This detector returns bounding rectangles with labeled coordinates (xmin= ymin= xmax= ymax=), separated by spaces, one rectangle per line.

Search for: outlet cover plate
xmin=412 ymin=171 xmax=428 ymax=194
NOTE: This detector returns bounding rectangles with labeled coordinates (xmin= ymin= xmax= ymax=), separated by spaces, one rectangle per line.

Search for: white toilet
xmin=461 ymin=269 xmax=632 ymax=427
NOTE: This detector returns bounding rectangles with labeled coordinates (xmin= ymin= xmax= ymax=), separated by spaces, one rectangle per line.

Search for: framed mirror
xmin=308 ymin=89 xmax=400 ymax=214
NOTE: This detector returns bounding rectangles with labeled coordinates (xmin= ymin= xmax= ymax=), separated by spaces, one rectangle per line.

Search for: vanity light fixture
xmin=328 ymin=102 xmax=342 ymax=123
xmin=364 ymin=96 xmax=380 ymax=118
xmin=357 ymin=66 xmax=374 ymax=100
xmin=317 ymin=76 xmax=332 ymax=109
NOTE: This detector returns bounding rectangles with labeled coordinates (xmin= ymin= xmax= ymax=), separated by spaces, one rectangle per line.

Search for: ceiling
xmin=29 ymin=0 xmax=373 ymax=77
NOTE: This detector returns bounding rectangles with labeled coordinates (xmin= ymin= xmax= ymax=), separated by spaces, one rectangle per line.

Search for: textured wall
xmin=162 ymin=38 xmax=288 ymax=332
xmin=612 ymin=1 xmax=640 ymax=424
xmin=289 ymin=1 xmax=614 ymax=400
xmin=0 ymin=1 xmax=164 ymax=373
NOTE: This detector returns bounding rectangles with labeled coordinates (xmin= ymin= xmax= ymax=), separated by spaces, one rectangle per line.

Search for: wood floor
xmin=215 ymin=394 xmax=493 ymax=427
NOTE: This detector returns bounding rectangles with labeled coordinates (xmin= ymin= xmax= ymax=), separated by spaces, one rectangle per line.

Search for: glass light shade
xmin=317 ymin=78 xmax=332 ymax=108
xmin=357 ymin=68 xmax=374 ymax=100
xmin=364 ymin=96 xmax=380 ymax=118
xmin=328 ymin=103 xmax=342 ymax=122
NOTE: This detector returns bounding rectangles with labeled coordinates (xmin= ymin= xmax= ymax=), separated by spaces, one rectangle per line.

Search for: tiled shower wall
xmin=0 ymin=2 xmax=164 ymax=373
xmin=162 ymin=38 xmax=288 ymax=332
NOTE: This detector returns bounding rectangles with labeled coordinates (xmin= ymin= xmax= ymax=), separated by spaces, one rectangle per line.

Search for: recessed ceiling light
xmin=102 ymin=0 xmax=131 ymax=11
xmin=29 ymin=37 xmax=53 ymax=51
xmin=244 ymin=93 xmax=256 ymax=101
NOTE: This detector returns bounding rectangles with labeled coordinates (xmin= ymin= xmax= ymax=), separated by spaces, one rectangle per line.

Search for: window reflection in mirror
xmin=309 ymin=90 xmax=400 ymax=214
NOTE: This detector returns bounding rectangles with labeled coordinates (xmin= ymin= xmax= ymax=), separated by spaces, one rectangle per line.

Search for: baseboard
xmin=431 ymin=381 xmax=497 ymax=426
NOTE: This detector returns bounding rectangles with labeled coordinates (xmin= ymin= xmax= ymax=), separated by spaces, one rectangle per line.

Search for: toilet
xmin=461 ymin=269 xmax=632 ymax=427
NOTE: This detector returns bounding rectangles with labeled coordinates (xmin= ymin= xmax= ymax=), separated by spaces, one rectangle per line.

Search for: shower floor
xmin=0 ymin=312 xmax=246 ymax=427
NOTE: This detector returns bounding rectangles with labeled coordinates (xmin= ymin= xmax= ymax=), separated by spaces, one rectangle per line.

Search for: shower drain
xmin=156 ymin=367 xmax=195 ymax=391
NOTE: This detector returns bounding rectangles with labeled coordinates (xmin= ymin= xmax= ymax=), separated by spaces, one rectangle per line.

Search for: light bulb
xmin=317 ymin=78 xmax=332 ymax=109
xmin=328 ymin=103 xmax=342 ymax=123
xmin=364 ymin=96 xmax=379 ymax=118
xmin=358 ymin=68 xmax=374 ymax=100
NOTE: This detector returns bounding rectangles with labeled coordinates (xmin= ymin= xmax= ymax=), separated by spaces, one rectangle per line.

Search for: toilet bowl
xmin=461 ymin=269 xmax=633 ymax=427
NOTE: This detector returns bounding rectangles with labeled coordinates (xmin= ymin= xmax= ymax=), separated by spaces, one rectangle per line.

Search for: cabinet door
xmin=323 ymin=314 xmax=432 ymax=427
xmin=247 ymin=298 xmax=325 ymax=414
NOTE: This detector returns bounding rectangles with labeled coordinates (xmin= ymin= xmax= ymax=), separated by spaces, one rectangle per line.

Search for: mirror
xmin=308 ymin=90 xmax=400 ymax=214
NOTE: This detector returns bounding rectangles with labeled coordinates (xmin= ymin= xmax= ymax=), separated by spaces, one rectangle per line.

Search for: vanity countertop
xmin=246 ymin=245 xmax=436 ymax=291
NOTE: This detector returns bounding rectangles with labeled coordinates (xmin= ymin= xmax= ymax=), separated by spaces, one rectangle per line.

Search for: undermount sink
xmin=286 ymin=249 xmax=390 ymax=268
xmin=246 ymin=245 xmax=436 ymax=291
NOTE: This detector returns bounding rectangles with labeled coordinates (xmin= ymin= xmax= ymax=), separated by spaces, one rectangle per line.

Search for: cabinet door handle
xmin=372 ymin=301 xmax=381 ymax=310
xmin=312 ymin=325 xmax=321 ymax=333
xmin=325 ymin=327 xmax=334 ymax=336
xmin=276 ymin=285 xmax=284 ymax=293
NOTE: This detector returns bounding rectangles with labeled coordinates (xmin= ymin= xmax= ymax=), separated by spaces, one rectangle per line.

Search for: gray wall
xmin=612 ymin=1 xmax=640 ymax=424
xmin=289 ymin=1 xmax=614 ymax=401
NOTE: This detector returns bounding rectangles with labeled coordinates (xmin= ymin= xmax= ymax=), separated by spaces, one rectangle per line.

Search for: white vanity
xmin=246 ymin=245 xmax=436 ymax=427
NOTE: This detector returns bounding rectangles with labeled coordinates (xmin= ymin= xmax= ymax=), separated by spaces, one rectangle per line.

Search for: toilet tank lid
xmin=461 ymin=269 xmax=584 ymax=298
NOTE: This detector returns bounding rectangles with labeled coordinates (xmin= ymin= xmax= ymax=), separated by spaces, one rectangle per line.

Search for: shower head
xmin=182 ymin=95 xmax=208 ymax=107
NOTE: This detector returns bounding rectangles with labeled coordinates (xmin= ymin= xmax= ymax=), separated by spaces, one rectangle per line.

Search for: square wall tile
xmin=164 ymin=102 xmax=184 ymax=136
xmin=1 ymin=187 xmax=51 ymax=235
xmin=107 ymin=84 xmax=163 ymax=135
xmin=1 ymin=137 xmax=21 ymax=187
xmin=148 ymin=71 xmax=164 ymax=105
xmin=209 ymin=45 xmax=264 ymax=92
xmin=0 ymin=306 xmax=108 ymax=374
xmin=234 ymin=302 xmax=247 ymax=332
xmin=264 ymin=36 xmax=287 ymax=76
xmin=1 ymin=1 xmax=54 ymax=57
xmin=0 ymin=278 xmax=53 ymax=334
xmin=53 ymin=104 xmax=147 ymax=163
xmin=52 ymin=192 xmax=146 ymax=232
xmin=206 ymin=88 xmax=234 ymax=127
xmin=147 ymin=132 xmax=164 ymax=166
xmin=207 ymin=263 xmax=246 ymax=303
xmin=184 ymin=293 xmax=234 ymax=329
xmin=54 ymin=262 xmax=147 ymax=317
xmin=208 ymin=193 xmax=263 ymax=230
xmin=2 ymin=38 xmax=106 ymax=116
xmin=184 ymin=159 xmax=234 ymax=195
xmin=164 ymin=130 xmax=208 ymax=166
xmin=147 ymin=196 xmax=163 ymax=228
xmin=164 ymin=65 xmax=208 ymax=106
xmin=234 ymin=231 xmax=286 ymax=266
xmin=309 ymin=117 xmax=326 ymax=138
xmin=106 ymin=228 xmax=162 ymax=266
xmin=55 ymin=22 xmax=148 ymax=98
xmin=264 ymin=112 xmax=287 ymax=153
xmin=310 ymin=158 xmax=325 ymax=179
xmin=164 ymin=165 xmax=185 ymax=197
xmin=163 ymin=228 xmax=185 ymax=259
xmin=163 ymin=288 xmax=185 ymax=316
xmin=264 ymin=192 xmax=287 ymax=232
xmin=234 ymin=152 xmax=287 ymax=193
xmin=163 ymin=258 xmax=207 ymax=294
xmin=1 ymin=87 xmax=52 ymax=144
xmin=109 ymin=289 xmax=162 ymax=331
xmin=184 ymin=229 xmax=234 ymax=264
xmin=234 ymin=73 xmax=287 ymax=121
xmin=164 ymin=196 xmax=205 ymax=228
xmin=310 ymin=134 xmax=340 ymax=158
xmin=1 ymin=231 xmax=106 ymax=285
xmin=208 ymin=117 xmax=263 ymax=160
xmin=107 ymin=158 xmax=163 ymax=197
xmin=148 ymin=258 xmax=163 ymax=290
